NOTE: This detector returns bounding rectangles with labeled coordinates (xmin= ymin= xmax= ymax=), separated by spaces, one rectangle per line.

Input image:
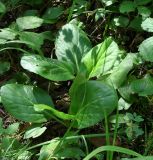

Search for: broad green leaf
xmin=137 ymin=7 xmax=151 ymax=18
xmin=139 ymin=37 xmax=153 ymax=62
xmin=19 ymin=32 xmax=44 ymax=50
xmin=1 ymin=84 xmax=54 ymax=123
xmin=55 ymin=23 xmax=92 ymax=73
xmin=81 ymin=37 xmax=120 ymax=78
xmin=21 ymin=54 xmax=75 ymax=81
xmin=131 ymin=74 xmax=153 ymax=96
xmin=141 ymin=18 xmax=153 ymax=32
xmin=119 ymin=1 xmax=136 ymax=13
xmin=43 ymin=6 xmax=64 ymax=22
xmin=83 ymin=145 xmax=142 ymax=160
xmin=0 ymin=61 xmax=10 ymax=75
xmin=0 ymin=2 xmax=6 ymax=13
xmin=16 ymin=16 xmax=43 ymax=30
xmin=122 ymin=156 xmax=153 ymax=160
xmin=24 ymin=126 xmax=47 ymax=139
xmin=70 ymin=81 xmax=118 ymax=129
xmin=134 ymin=0 xmax=152 ymax=5
xmin=34 ymin=104 xmax=75 ymax=120
xmin=107 ymin=54 xmax=137 ymax=89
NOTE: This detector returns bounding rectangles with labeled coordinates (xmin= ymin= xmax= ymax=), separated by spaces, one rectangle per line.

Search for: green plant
xmin=1 ymin=0 xmax=153 ymax=159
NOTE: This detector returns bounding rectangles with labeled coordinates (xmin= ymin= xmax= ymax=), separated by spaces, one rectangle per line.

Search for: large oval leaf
xmin=130 ymin=74 xmax=153 ymax=96
xmin=21 ymin=54 xmax=75 ymax=81
xmin=1 ymin=84 xmax=53 ymax=123
xmin=138 ymin=37 xmax=153 ymax=62
xmin=55 ymin=23 xmax=92 ymax=73
xmin=81 ymin=37 xmax=120 ymax=78
xmin=70 ymin=81 xmax=118 ymax=129
xmin=16 ymin=16 xmax=43 ymax=30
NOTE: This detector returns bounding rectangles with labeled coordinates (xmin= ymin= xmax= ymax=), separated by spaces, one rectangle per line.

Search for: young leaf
xmin=55 ymin=23 xmax=92 ymax=73
xmin=81 ymin=37 xmax=120 ymax=78
xmin=70 ymin=81 xmax=118 ymax=129
xmin=16 ymin=16 xmax=43 ymax=30
xmin=130 ymin=74 xmax=153 ymax=96
xmin=138 ymin=37 xmax=153 ymax=62
xmin=1 ymin=84 xmax=54 ymax=123
xmin=141 ymin=18 xmax=153 ymax=32
xmin=21 ymin=54 xmax=75 ymax=81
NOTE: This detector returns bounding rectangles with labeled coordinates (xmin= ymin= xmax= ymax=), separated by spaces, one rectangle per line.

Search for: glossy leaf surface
xmin=70 ymin=81 xmax=118 ymax=129
xmin=1 ymin=84 xmax=53 ymax=123
xmin=55 ymin=23 xmax=92 ymax=73
xmin=21 ymin=54 xmax=75 ymax=81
